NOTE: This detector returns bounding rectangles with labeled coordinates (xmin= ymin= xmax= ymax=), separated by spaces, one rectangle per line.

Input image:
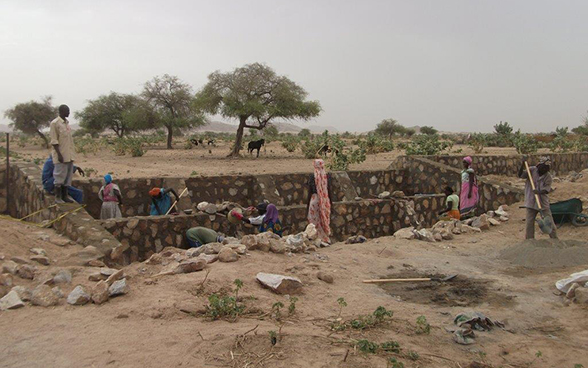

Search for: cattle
xmin=248 ymin=139 xmax=265 ymax=157
xmin=190 ymin=138 xmax=204 ymax=146
xmin=207 ymin=139 xmax=215 ymax=146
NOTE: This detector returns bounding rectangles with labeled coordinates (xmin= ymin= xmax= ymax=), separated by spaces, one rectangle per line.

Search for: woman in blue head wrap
xmin=98 ymin=174 xmax=123 ymax=219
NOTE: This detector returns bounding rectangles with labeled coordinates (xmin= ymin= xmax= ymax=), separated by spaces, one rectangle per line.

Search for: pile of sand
xmin=499 ymin=239 xmax=588 ymax=268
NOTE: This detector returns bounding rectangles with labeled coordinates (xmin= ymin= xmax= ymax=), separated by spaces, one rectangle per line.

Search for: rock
xmin=196 ymin=201 xmax=209 ymax=211
xmin=91 ymin=281 xmax=110 ymax=304
xmin=67 ymin=285 xmax=90 ymax=305
xmin=464 ymin=218 xmax=475 ymax=226
xmin=285 ymin=234 xmax=303 ymax=248
xmin=566 ymin=283 xmax=581 ymax=299
xmin=416 ymin=229 xmax=435 ymax=242
xmin=256 ymin=236 xmax=271 ymax=252
xmin=17 ymin=265 xmax=36 ymax=280
xmin=240 ymin=235 xmax=259 ymax=250
xmin=345 ymin=235 xmax=367 ymax=244
xmin=105 ymin=269 xmax=125 ymax=286
xmin=108 ymin=279 xmax=128 ymax=297
xmin=174 ymin=259 xmax=207 ymax=273
xmin=269 ymin=239 xmax=287 ymax=254
xmin=303 ymin=224 xmax=318 ymax=241
xmin=218 ymin=247 xmax=239 ymax=262
xmin=574 ymin=287 xmax=588 ymax=304
xmin=378 ymin=191 xmax=391 ymax=199
xmin=461 ymin=225 xmax=482 ymax=233
xmin=11 ymin=286 xmax=31 ymax=301
xmin=499 ymin=216 xmax=509 ymax=222
xmin=100 ymin=268 xmax=118 ymax=277
xmin=88 ymin=273 xmax=104 ymax=282
xmin=2 ymin=261 xmax=18 ymax=275
xmin=110 ymin=243 xmax=129 ymax=261
xmin=440 ymin=230 xmax=454 ymax=240
xmin=354 ymin=196 xmax=362 ymax=201
xmin=222 ymin=237 xmax=240 ymax=245
xmin=161 ymin=246 xmax=184 ymax=257
xmin=391 ymin=190 xmax=405 ymax=198
xmin=197 ymin=254 xmax=218 ymax=264
xmin=146 ymin=253 xmax=164 ymax=264
xmin=394 ymin=227 xmax=416 ymax=240
xmin=53 ymin=269 xmax=73 ymax=284
xmin=256 ymin=272 xmax=303 ymax=295
xmin=0 ymin=273 xmax=13 ymax=287
xmin=471 ymin=215 xmax=490 ymax=230
xmin=488 ymin=218 xmax=501 ymax=226
xmin=433 ymin=232 xmax=443 ymax=242
xmin=204 ymin=203 xmax=218 ymax=215
xmin=30 ymin=256 xmax=50 ymax=266
xmin=317 ymin=272 xmax=334 ymax=284
xmin=486 ymin=211 xmax=495 ymax=218
xmin=227 ymin=243 xmax=247 ymax=255
xmin=203 ymin=242 xmax=224 ymax=255
xmin=495 ymin=205 xmax=509 ymax=217
xmin=0 ymin=290 xmax=24 ymax=310
xmin=11 ymin=256 xmax=29 ymax=264
xmin=87 ymin=259 xmax=106 ymax=267
xmin=52 ymin=287 xmax=64 ymax=298
xmin=30 ymin=248 xmax=47 ymax=256
xmin=31 ymin=284 xmax=60 ymax=307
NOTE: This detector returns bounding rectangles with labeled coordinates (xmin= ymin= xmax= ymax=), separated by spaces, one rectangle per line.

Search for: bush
xmin=468 ymin=133 xmax=486 ymax=154
xmin=405 ymin=135 xmax=449 ymax=155
xmin=359 ymin=134 xmax=394 ymax=154
xmin=512 ymin=131 xmax=538 ymax=154
xmin=281 ymin=136 xmax=300 ymax=152
xmin=420 ymin=126 xmax=438 ymax=135
xmin=128 ymin=138 xmax=145 ymax=157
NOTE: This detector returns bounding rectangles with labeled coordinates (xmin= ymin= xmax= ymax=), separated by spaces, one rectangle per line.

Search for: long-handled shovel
xmin=363 ymin=274 xmax=458 ymax=284
xmin=524 ymin=161 xmax=554 ymax=235
xmin=165 ymin=187 xmax=189 ymax=216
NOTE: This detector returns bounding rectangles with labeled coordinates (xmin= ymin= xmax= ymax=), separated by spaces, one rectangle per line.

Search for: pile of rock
xmin=562 ymin=282 xmax=588 ymax=305
xmin=196 ymin=201 xmax=243 ymax=216
xmin=393 ymin=205 xmax=511 ymax=243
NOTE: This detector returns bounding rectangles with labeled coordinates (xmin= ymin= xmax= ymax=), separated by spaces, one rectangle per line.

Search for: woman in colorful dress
xmin=459 ymin=156 xmax=478 ymax=217
xmin=98 ymin=174 xmax=123 ymax=219
xmin=259 ymin=204 xmax=283 ymax=236
xmin=306 ymin=159 xmax=333 ymax=243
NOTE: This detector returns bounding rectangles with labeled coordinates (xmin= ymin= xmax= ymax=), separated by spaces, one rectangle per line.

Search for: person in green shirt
xmin=186 ymin=227 xmax=225 ymax=248
xmin=439 ymin=186 xmax=461 ymax=220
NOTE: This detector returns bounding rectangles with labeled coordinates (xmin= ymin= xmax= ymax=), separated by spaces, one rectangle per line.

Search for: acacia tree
xmin=4 ymin=96 xmax=55 ymax=148
xmin=142 ymin=74 xmax=205 ymax=149
xmin=194 ymin=63 xmax=321 ymax=157
xmin=420 ymin=126 xmax=438 ymax=135
xmin=375 ymin=118 xmax=406 ymax=139
xmin=76 ymin=92 xmax=147 ymax=137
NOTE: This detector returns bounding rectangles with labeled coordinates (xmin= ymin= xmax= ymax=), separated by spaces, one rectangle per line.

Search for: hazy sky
xmin=1 ymin=0 xmax=587 ymax=132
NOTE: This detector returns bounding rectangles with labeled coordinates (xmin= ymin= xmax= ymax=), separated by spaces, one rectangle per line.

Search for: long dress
xmin=99 ymin=183 xmax=122 ymax=219
xmin=459 ymin=168 xmax=478 ymax=215
xmin=307 ymin=161 xmax=332 ymax=242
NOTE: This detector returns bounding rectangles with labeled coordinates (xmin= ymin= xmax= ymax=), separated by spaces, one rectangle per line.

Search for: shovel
xmin=363 ymin=274 xmax=458 ymax=284
xmin=524 ymin=161 xmax=554 ymax=235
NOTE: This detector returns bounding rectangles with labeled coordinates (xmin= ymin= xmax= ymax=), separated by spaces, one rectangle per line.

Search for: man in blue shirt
xmin=42 ymin=155 xmax=85 ymax=203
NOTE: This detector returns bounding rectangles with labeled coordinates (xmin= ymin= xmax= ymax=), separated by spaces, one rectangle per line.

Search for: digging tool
xmin=165 ymin=187 xmax=189 ymax=216
xmin=362 ymin=274 xmax=458 ymax=284
xmin=524 ymin=161 xmax=554 ymax=235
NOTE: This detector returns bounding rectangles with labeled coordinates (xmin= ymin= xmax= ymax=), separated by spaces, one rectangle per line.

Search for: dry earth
xmin=1 ymin=186 xmax=588 ymax=367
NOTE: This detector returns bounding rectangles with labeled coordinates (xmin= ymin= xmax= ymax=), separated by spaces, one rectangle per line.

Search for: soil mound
xmin=499 ymin=239 xmax=588 ymax=268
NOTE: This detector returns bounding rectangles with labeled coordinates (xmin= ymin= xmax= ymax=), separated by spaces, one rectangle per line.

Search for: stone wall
xmin=398 ymin=153 xmax=588 ymax=177
xmin=347 ymin=169 xmax=407 ymax=198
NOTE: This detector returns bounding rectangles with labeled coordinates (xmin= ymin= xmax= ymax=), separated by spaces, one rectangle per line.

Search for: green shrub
xmin=356 ymin=339 xmax=379 ymax=354
xmin=512 ymin=131 xmax=538 ymax=154
xmin=468 ymin=133 xmax=487 ymax=154
xmin=405 ymin=135 xmax=449 ymax=155
xmin=281 ymin=136 xmax=300 ymax=152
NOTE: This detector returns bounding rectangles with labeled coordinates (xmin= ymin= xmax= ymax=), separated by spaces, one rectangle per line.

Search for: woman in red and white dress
xmin=306 ymin=159 xmax=333 ymax=244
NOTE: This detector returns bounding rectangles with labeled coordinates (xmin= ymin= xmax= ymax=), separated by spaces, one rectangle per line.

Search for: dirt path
xmin=2 ymin=201 xmax=588 ymax=368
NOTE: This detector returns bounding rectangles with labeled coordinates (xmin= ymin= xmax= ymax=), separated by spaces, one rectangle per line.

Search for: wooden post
xmin=5 ymin=133 xmax=9 ymax=215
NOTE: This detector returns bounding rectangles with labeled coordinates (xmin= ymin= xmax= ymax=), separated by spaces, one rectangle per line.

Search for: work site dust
xmin=2 ymin=134 xmax=588 ymax=368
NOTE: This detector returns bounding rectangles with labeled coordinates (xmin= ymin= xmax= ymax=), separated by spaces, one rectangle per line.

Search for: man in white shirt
xmin=49 ymin=105 xmax=76 ymax=204
xmin=244 ymin=203 xmax=268 ymax=226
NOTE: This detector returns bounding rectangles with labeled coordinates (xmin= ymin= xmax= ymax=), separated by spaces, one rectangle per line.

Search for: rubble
xmin=67 ymin=286 xmax=91 ymax=305
xmin=218 ymin=248 xmax=239 ymax=262
xmin=256 ymin=272 xmax=303 ymax=295
xmin=31 ymin=284 xmax=60 ymax=307
xmin=108 ymin=279 xmax=128 ymax=297
xmin=0 ymin=290 xmax=24 ymax=311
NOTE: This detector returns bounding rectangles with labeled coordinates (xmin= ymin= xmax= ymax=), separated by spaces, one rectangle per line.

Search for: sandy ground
xmin=2 ymin=192 xmax=588 ymax=368
xmin=10 ymin=140 xmax=545 ymax=178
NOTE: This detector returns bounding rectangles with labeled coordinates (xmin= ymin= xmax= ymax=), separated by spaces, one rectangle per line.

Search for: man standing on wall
xmin=49 ymin=104 xmax=77 ymax=204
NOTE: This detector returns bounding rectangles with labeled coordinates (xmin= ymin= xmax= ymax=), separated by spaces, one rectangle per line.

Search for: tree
xmin=194 ymin=63 xmax=321 ymax=157
xmin=76 ymin=92 xmax=147 ymax=138
xmin=375 ymin=118 xmax=399 ymax=139
xmin=298 ymin=128 xmax=311 ymax=138
xmin=494 ymin=121 xmax=513 ymax=136
xmin=4 ymin=96 xmax=55 ymax=148
xmin=420 ymin=126 xmax=438 ymax=135
xmin=263 ymin=125 xmax=279 ymax=140
xmin=572 ymin=113 xmax=588 ymax=135
xmin=142 ymin=74 xmax=205 ymax=149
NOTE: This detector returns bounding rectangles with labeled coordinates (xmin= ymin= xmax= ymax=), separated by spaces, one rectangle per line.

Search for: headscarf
xmin=264 ymin=204 xmax=280 ymax=224
xmin=256 ymin=202 xmax=268 ymax=214
xmin=313 ymin=159 xmax=331 ymax=236
xmin=538 ymin=156 xmax=551 ymax=166
xmin=149 ymin=187 xmax=161 ymax=197
xmin=463 ymin=156 xmax=473 ymax=165
xmin=104 ymin=174 xmax=112 ymax=184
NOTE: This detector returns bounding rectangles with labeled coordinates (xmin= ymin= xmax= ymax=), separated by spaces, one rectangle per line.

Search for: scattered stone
xmin=486 ymin=211 xmax=495 ymax=218
xmin=416 ymin=229 xmax=435 ymax=242
xmin=204 ymin=203 xmax=218 ymax=215
xmin=0 ymin=285 xmax=8 ymax=298
xmin=218 ymin=247 xmax=239 ymax=262
xmin=52 ymin=287 xmax=64 ymax=298
xmin=30 ymin=255 xmax=50 ymax=266
xmin=461 ymin=225 xmax=482 ymax=234
xmin=197 ymin=254 xmax=218 ymax=264
xmin=303 ymin=224 xmax=318 ymax=241
xmin=240 ymin=235 xmax=258 ymax=250
xmin=575 ymin=287 xmax=588 ymax=304
xmin=203 ymin=242 xmax=224 ymax=255
xmin=378 ymin=191 xmax=391 ymax=199
xmin=174 ymin=259 xmax=207 ymax=274
xmin=440 ymin=230 xmax=454 ymax=240
xmin=196 ymin=201 xmax=209 ymax=211
xmin=317 ymin=272 xmax=334 ymax=284
xmin=0 ymin=273 xmax=13 ymax=287
xmin=53 ymin=269 xmax=73 ymax=284
xmin=394 ymin=227 xmax=416 ymax=240
xmin=17 ymin=265 xmax=36 ymax=280
xmin=499 ymin=216 xmax=509 ymax=222
xmin=0 ymin=290 xmax=24 ymax=311
xmin=286 ymin=234 xmax=305 ymax=248
xmin=345 ymin=235 xmax=367 ymax=244
xmin=227 ymin=244 xmax=247 ymax=255
xmin=87 ymin=260 xmax=106 ymax=267
xmin=185 ymin=248 xmax=202 ymax=258
xmin=471 ymin=215 xmax=490 ymax=230
xmin=433 ymin=232 xmax=443 ymax=242
xmin=11 ymin=286 xmax=31 ymax=301
xmin=495 ymin=205 xmax=509 ymax=217
xmin=100 ymin=268 xmax=118 ymax=277
xmin=269 ymin=240 xmax=287 ymax=254
xmin=29 ymin=248 xmax=47 ymax=256
xmin=488 ymin=218 xmax=501 ymax=226
xmin=160 ymin=247 xmax=184 ymax=257
xmin=91 ymin=281 xmax=110 ymax=304
xmin=31 ymin=284 xmax=60 ymax=307
xmin=256 ymin=272 xmax=303 ymax=295
xmin=105 ymin=269 xmax=125 ymax=286
xmin=108 ymin=279 xmax=128 ymax=297
xmin=391 ymin=190 xmax=405 ymax=198
xmin=67 ymin=285 xmax=91 ymax=305
xmin=354 ymin=196 xmax=362 ymax=201
xmin=257 ymin=236 xmax=271 ymax=252
xmin=88 ymin=273 xmax=104 ymax=282
xmin=11 ymin=257 xmax=29 ymax=265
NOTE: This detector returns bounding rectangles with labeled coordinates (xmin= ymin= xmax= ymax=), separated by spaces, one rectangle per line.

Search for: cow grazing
xmin=248 ymin=139 xmax=265 ymax=157
xmin=190 ymin=138 xmax=204 ymax=146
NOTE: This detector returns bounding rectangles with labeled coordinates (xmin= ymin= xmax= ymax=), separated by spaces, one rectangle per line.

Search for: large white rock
xmin=286 ymin=234 xmax=305 ymax=247
xmin=197 ymin=201 xmax=209 ymax=211
xmin=0 ymin=290 xmax=24 ymax=311
xmin=394 ymin=227 xmax=416 ymax=240
xmin=495 ymin=205 xmax=509 ymax=217
xmin=256 ymin=272 xmax=303 ymax=295
xmin=108 ymin=279 xmax=128 ymax=297
xmin=416 ymin=229 xmax=435 ymax=242
xmin=218 ymin=247 xmax=239 ymax=262
xmin=303 ymin=224 xmax=318 ymax=241
xmin=67 ymin=285 xmax=90 ymax=305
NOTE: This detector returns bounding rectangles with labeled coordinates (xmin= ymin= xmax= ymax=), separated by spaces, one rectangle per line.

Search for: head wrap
xmin=149 ymin=187 xmax=161 ymax=197
xmin=538 ymin=156 xmax=551 ymax=166
xmin=264 ymin=204 xmax=280 ymax=224
xmin=256 ymin=202 xmax=268 ymax=214
xmin=104 ymin=174 xmax=112 ymax=184
xmin=463 ymin=156 xmax=473 ymax=165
